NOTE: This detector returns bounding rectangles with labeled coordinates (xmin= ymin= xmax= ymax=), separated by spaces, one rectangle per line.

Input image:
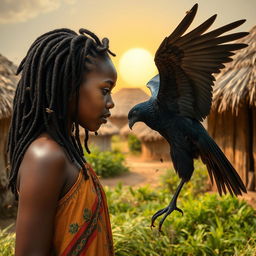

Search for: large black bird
xmin=127 ymin=4 xmax=248 ymax=232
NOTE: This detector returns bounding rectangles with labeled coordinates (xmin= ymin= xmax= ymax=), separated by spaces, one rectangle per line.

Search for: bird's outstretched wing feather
xmin=146 ymin=74 xmax=160 ymax=98
xmin=153 ymin=3 xmax=248 ymax=121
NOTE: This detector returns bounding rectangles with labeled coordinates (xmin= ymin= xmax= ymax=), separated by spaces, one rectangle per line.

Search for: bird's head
xmin=128 ymin=101 xmax=150 ymax=130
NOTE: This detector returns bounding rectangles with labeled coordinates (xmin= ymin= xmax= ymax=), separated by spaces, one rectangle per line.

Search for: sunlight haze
xmin=0 ymin=0 xmax=255 ymax=93
xmin=119 ymin=48 xmax=157 ymax=87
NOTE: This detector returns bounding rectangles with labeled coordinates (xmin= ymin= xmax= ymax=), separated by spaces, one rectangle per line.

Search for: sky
xmin=0 ymin=0 xmax=255 ymax=93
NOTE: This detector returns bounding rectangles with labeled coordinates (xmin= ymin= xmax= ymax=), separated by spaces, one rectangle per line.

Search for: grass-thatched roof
xmin=121 ymin=122 xmax=163 ymax=142
xmin=111 ymin=88 xmax=149 ymax=118
xmin=211 ymin=25 xmax=256 ymax=113
xmin=79 ymin=120 xmax=119 ymax=136
xmin=0 ymin=54 xmax=18 ymax=119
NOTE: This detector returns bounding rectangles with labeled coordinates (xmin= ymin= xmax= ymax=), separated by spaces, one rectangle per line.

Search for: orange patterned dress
xmin=52 ymin=162 xmax=114 ymax=255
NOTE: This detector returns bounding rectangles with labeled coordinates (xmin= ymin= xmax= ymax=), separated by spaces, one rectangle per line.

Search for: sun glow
xmin=118 ymin=48 xmax=157 ymax=87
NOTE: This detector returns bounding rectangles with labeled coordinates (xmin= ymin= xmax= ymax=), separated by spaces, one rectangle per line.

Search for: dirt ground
xmin=100 ymin=154 xmax=172 ymax=188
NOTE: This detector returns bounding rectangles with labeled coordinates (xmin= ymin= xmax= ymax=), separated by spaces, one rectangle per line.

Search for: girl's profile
xmin=6 ymin=28 xmax=117 ymax=255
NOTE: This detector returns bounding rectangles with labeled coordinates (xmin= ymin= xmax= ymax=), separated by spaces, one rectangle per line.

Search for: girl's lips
xmin=100 ymin=113 xmax=110 ymax=124
xmin=100 ymin=117 xmax=107 ymax=123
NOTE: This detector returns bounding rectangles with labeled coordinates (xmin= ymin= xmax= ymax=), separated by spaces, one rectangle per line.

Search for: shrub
xmin=84 ymin=146 xmax=129 ymax=178
xmin=1 ymin=186 xmax=256 ymax=255
xmin=105 ymin=184 xmax=256 ymax=256
xmin=127 ymin=134 xmax=141 ymax=153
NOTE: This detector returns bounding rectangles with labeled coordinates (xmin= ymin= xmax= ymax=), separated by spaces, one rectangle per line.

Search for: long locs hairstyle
xmin=6 ymin=28 xmax=115 ymax=200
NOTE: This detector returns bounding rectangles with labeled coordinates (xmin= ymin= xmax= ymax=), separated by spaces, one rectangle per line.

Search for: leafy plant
xmin=105 ymin=185 xmax=256 ymax=256
xmin=127 ymin=134 xmax=141 ymax=153
xmin=2 ymin=160 xmax=256 ymax=255
xmin=84 ymin=145 xmax=129 ymax=178
xmin=1 ymin=187 xmax=256 ymax=255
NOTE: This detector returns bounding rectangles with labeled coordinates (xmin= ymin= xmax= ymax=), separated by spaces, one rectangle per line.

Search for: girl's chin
xmin=90 ymin=127 xmax=100 ymax=132
xmin=87 ymin=123 xmax=101 ymax=132
xmin=78 ymin=120 xmax=101 ymax=132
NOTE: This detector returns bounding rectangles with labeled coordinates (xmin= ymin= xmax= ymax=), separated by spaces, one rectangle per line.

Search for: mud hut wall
xmin=252 ymin=107 xmax=256 ymax=190
xmin=141 ymin=140 xmax=170 ymax=161
xmin=208 ymin=111 xmax=233 ymax=192
xmin=208 ymin=106 xmax=252 ymax=190
xmin=0 ymin=117 xmax=14 ymax=207
xmin=0 ymin=118 xmax=10 ymax=190
xmin=109 ymin=117 xmax=127 ymax=129
xmin=88 ymin=135 xmax=112 ymax=151
xmin=233 ymin=106 xmax=250 ymax=187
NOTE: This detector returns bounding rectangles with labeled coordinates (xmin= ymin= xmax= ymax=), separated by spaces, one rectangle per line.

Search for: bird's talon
xmin=175 ymin=207 xmax=184 ymax=215
xmin=150 ymin=224 xmax=155 ymax=230
xmin=158 ymin=228 xmax=163 ymax=233
xmin=150 ymin=180 xmax=186 ymax=230
xmin=158 ymin=224 xmax=164 ymax=233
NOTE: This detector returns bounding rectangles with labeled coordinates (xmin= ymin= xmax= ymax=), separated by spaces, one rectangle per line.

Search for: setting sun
xmin=118 ymin=48 xmax=157 ymax=87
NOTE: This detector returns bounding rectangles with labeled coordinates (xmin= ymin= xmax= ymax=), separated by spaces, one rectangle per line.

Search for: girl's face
xmin=75 ymin=55 xmax=117 ymax=132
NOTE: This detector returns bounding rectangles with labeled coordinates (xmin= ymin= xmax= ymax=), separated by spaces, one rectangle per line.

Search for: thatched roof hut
xmin=79 ymin=120 xmax=119 ymax=152
xmin=208 ymin=26 xmax=256 ymax=191
xmin=121 ymin=122 xmax=170 ymax=161
xmin=0 ymin=53 xmax=18 ymax=207
xmin=0 ymin=54 xmax=17 ymax=119
xmin=109 ymin=88 xmax=149 ymax=129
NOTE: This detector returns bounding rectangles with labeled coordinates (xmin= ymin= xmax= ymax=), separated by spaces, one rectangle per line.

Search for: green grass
xmin=106 ymin=184 xmax=256 ymax=256
xmin=1 ymin=160 xmax=255 ymax=255
xmin=0 ymin=224 xmax=15 ymax=256
xmin=104 ymin=161 xmax=256 ymax=255
xmin=1 ymin=187 xmax=255 ymax=255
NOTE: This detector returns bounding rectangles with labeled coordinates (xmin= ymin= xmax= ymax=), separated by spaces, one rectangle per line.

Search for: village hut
xmin=109 ymin=88 xmax=149 ymax=129
xmin=79 ymin=120 xmax=119 ymax=152
xmin=0 ymin=53 xmax=18 ymax=207
xmin=208 ymin=26 xmax=256 ymax=191
xmin=121 ymin=122 xmax=170 ymax=161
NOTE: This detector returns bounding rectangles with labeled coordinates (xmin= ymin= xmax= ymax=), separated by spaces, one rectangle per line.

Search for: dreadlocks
xmin=6 ymin=28 xmax=116 ymax=200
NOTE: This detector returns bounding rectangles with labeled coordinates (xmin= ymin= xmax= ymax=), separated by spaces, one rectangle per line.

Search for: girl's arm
xmin=15 ymin=140 xmax=66 ymax=256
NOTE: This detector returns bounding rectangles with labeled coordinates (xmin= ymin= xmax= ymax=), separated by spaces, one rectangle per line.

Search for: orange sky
xmin=0 ymin=0 xmax=255 ymax=93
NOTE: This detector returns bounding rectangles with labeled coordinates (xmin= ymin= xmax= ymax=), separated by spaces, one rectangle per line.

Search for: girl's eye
xmin=101 ymin=88 xmax=110 ymax=96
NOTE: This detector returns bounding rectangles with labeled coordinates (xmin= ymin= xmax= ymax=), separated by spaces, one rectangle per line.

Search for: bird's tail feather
xmin=197 ymin=134 xmax=247 ymax=196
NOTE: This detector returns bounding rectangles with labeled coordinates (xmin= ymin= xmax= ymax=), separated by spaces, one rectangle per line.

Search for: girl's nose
xmin=106 ymin=96 xmax=115 ymax=109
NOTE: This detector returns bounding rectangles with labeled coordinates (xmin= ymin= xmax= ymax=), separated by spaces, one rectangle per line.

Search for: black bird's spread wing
xmin=152 ymin=3 xmax=248 ymax=121
xmin=146 ymin=74 xmax=159 ymax=98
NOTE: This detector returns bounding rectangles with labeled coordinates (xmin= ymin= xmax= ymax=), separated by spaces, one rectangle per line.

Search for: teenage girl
xmin=7 ymin=28 xmax=117 ymax=255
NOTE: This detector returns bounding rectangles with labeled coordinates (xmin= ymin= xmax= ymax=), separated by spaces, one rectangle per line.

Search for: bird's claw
xmin=151 ymin=203 xmax=184 ymax=232
xmin=175 ymin=206 xmax=184 ymax=216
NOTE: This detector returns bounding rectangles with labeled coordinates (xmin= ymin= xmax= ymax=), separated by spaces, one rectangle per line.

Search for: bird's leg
xmin=151 ymin=179 xmax=186 ymax=232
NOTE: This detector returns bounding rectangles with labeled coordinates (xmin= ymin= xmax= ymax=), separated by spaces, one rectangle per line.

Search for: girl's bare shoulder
xmin=17 ymin=132 xmax=67 ymax=193
xmin=15 ymin=133 xmax=68 ymax=254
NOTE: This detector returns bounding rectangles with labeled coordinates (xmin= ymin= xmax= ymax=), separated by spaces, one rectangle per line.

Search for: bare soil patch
xmin=100 ymin=154 xmax=172 ymax=188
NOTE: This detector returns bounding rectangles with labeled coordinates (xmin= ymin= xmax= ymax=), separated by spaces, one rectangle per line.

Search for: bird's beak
xmin=128 ymin=119 xmax=135 ymax=130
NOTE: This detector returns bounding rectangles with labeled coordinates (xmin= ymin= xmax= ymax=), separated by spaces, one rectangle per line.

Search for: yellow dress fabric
xmin=52 ymin=162 xmax=114 ymax=255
